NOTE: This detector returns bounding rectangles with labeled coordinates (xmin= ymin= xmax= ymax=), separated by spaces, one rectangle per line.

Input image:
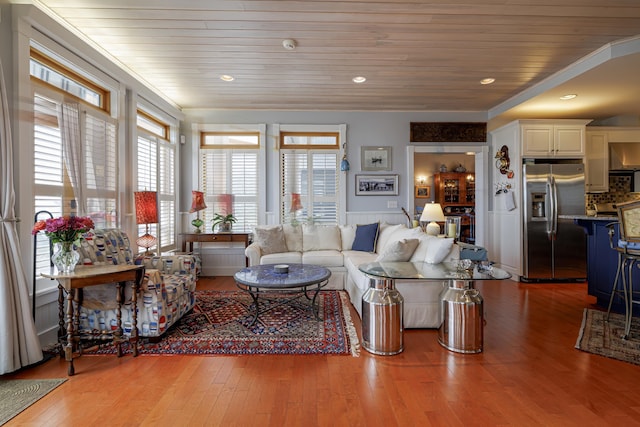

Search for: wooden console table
xmin=179 ymin=232 xmax=251 ymax=266
xmin=42 ymin=264 xmax=145 ymax=376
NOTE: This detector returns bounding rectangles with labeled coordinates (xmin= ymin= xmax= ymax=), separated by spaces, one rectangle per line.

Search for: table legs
xmin=65 ymin=288 xmax=75 ymax=376
xmin=56 ymin=267 xmax=145 ymax=375
xmin=240 ymin=282 xmax=327 ymax=326
xmin=130 ymin=267 xmax=144 ymax=357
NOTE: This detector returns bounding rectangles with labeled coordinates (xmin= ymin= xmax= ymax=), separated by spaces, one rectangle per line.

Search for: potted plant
xmin=212 ymin=213 xmax=237 ymax=233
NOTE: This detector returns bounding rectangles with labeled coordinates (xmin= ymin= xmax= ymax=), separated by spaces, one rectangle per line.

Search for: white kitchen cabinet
xmin=521 ymin=122 xmax=587 ymax=157
xmin=585 ymin=132 xmax=609 ymax=192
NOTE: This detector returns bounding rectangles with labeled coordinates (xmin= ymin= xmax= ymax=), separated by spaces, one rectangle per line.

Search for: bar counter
xmin=567 ymin=215 xmax=639 ymax=315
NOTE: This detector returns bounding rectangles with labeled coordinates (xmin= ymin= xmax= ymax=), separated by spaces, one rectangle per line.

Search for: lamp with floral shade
xmin=134 ymin=191 xmax=158 ymax=254
xmin=189 ymin=190 xmax=207 ymax=233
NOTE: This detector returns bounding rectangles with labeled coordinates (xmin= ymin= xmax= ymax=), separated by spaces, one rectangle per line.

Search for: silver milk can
xmin=438 ymin=279 xmax=484 ymax=353
xmin=361 ymin=277 xmax=404 ymax=355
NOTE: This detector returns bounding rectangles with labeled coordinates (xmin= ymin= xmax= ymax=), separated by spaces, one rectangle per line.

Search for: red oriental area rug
xmin=86 ymin=290 xmax=360 ymax=357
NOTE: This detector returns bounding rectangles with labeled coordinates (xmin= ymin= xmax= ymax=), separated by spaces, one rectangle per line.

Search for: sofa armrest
xmin=245 ymin=242 xmax=262 ymax=266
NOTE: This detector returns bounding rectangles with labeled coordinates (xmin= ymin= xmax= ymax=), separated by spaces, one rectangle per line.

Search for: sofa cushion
xmin=254 ymin=225 xmax=289 ymax=255
xmin=339 ymin=225 xmax=356 ymax=251
xmin=351 ymin=222 xmax=380 ymax=252
xmin=425 ymin=237 xmax=455 ymax=263
xmin=376 ymin=223 xmax=406 ymax=253
xmin=302 ymin=224 xmax=341 ymax=251
xmin=261 ymin=251 xmax=303 ymax=265
xmin=283 ymin=224 xmax=303 ymax=252
xmin=302 ymin=250 xmax=344 ymax=267
xmin=376 ymin=238 xmax=419 ymax=262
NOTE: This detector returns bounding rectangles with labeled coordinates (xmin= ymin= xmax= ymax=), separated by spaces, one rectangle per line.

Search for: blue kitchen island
xmin=572 ymin=215 xmax=640 ymax=315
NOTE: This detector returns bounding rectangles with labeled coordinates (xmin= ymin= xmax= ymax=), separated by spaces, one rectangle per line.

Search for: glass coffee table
xmin=358 ymin=260 xmax=511 ymax=355
xmin=234 ymin=263 xmax=331 ymax=326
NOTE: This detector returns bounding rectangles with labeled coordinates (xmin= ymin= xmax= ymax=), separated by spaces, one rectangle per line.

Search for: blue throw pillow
xmin=352 ymin=222 xmax=380 ymax=252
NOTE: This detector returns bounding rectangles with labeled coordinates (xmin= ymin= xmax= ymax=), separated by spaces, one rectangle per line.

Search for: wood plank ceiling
xmin=35 ymin=0 xmax=640 ymax=118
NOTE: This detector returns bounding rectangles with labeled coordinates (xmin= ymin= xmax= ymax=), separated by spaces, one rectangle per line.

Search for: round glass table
xmin=358 ymin=260 xmax=511 ymax=355
xmin=234 ymin=263 xmax=331 ymax=326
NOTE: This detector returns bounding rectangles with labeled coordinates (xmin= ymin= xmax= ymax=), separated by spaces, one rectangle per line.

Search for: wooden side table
xmin=42 ymin=264 xmax=145 ymax=376
xmin=179 ymin=232 xmax=251 ymax=266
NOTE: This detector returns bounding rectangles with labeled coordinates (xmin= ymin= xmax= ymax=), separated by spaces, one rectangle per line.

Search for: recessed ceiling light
xmin=560 ymin=94 xmax=577 ymax=100
xmin=352 ymin=76 xmax=367 ymax=83
xmin=220 ymin=75 xmax=235 ymax=82
xmin=480 ymin=78 xmax=495 ymax=85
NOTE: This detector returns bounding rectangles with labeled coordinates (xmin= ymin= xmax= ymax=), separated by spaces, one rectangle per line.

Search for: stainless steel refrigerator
xmin=522 ymin=162 xmax=587 ymax=281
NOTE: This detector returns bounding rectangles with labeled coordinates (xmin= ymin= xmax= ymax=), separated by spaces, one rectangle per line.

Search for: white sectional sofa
xmin=245 ymin=222 xmax=460 ymax=328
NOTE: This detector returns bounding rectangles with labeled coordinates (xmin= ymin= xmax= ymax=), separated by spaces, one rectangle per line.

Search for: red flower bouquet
xmin=32 ymin=215 xmax=95 ymax=244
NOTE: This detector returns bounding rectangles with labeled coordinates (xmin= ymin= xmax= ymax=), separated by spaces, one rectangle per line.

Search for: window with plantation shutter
xmin=136 ymin=111 xmax=176 ymax=253
xmin=32 ymin=90 xmax=118 ymax=277
xmin=199 ymin=131 xmax=260 ymax=233
xmin=280 ymin=132 xmax=339 ymax=225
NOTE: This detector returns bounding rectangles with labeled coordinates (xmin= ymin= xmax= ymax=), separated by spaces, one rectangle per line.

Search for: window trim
xmin=30 ymin=48 xmax=111 ymax=114
xmin=193 ymin=123 xmax=267 ymax=227
xmin=137 ymin=109 xmax=170 ymax=141
xmin=201 ymin=131 xmax=261 ymax=149
xmin=280 ymin=131 xmax=340 ymax=149
xmin=275 ymin=124 xmax=347 ymax=225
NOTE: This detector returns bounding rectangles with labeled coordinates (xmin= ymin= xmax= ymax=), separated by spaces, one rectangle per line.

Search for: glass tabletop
xmin=358 ymin=261 xmax=511 ymax=281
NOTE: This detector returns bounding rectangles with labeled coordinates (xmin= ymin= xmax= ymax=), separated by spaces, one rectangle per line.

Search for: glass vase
xmin=52 ymin=241 xmax=80 ymax=273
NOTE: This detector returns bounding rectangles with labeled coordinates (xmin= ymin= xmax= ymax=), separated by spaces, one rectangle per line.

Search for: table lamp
xmin=290 ymin=192 xmax=303 ymax=224
xmin=420 ymin=202 xmax=445 ymax=236
xmin=134 ymin=190 xmax=158 ymax=254
xmin=189 ymin=190 xmax=207 ymax=233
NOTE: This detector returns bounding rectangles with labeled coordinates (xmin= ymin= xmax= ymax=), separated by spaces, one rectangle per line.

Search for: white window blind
xmin=136 ymin=132 xmax=176 ymax=252
xmin=281 ymin=151 xmax=338 ymax=224
xmin=200 ymin=149 xmax=258 ymax=232
xmin=84 ymin=111 xmax=118 ymax=228
xmin=33 ymin=91 xmax=118 ymax=276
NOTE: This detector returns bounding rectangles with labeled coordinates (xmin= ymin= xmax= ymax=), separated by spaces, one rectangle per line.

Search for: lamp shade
xmin=420 ymin=202 xmax=445 ymax=236
xmin=189 ymin=190 xmax=207 ymax=213
xmin=134 ymin=191 xmax=158 ymax=224
xmin=290 ymin=193 xmax=303 ymax=212
xmin=216 ymin=194 xmax=233 ymax=216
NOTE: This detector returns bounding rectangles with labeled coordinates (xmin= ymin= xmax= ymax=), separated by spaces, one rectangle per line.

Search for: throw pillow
xmin=339 ymin=225 xmax=356 ymax=251
xmin=302 ymin=224 xmax=341 ymax=251
xmin=351 ymin=222 xmax=380 ymax=252
xmin=282 ymin=224 xmax=303 ymax=252
xmin=253 ymin=225 xmax=289 ymax=255
xmin=424 ymin=237 xmax=455 ymax=264
xmin=376 ymin=223 xmax=407 ymax=253
xmin=376 ymin=238 xmax=419 ymax=262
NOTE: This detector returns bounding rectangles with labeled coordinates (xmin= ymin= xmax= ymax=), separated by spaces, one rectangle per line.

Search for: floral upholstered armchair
xmin=74 ymin=228 xmax=198 ymax=338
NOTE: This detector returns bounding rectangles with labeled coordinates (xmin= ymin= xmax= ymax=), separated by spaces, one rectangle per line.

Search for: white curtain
xmin=0 ymin=61 xmax=43 ymax=374
xmin=58 ymin=101 xmax=85 ymax=215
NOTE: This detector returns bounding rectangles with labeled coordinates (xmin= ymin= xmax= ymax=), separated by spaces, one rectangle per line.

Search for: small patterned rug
xmin=0 ymin=379 xmax=66 ymax=425
xmin=86 ymin=290 xmax=360 ymax=357
xmin=575 ymin=308 xmax=640 ymax=365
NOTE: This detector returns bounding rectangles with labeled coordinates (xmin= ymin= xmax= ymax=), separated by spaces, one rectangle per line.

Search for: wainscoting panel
xmin=197 ymin=243 xmax=247 ymax=276
xmin=346 ymin=211 xmax=408 ymax=226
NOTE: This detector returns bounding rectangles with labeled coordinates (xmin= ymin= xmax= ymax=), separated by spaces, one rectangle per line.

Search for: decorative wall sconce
xmin=340 ymin=142 xmax=350 ymax=172
xmin=416 ymin=176 xmax=426 ymax=185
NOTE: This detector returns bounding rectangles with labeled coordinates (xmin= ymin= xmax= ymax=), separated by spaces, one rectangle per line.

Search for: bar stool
xmin=606 ymin=200 xmax=640 ymax=339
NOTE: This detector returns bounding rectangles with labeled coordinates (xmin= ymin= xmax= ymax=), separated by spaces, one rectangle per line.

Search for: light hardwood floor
xmin=4 ymin=276 xmax=640 ymax=426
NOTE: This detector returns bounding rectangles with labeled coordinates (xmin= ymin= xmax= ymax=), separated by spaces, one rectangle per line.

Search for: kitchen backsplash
xmin=586 ymin=175 xmax=640 ymax=209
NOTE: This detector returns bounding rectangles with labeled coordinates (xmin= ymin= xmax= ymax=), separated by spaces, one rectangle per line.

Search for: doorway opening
xmin=407 ymin=145 xmax=489 ymax=246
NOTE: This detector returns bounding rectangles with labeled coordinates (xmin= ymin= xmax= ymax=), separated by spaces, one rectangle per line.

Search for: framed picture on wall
xmin=361 ymin=146 xmax=392 ymax=171
xmin=415 ymin=185 xmax=430 ymax=198
xmin=356 ymin=174 xmax=399 ymax=196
